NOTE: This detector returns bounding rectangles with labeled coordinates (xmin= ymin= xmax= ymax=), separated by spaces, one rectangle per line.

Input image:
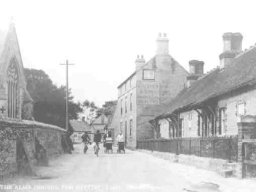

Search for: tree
xmin=80 ymin=100 xmax=99 ymax=124
xmin=24 ymin=68 xmax=82 ymax=130
xmin=98 ymin=100 xmax=117 ymax=117
xmin=79 ymin=100 xmax=117 ymax=125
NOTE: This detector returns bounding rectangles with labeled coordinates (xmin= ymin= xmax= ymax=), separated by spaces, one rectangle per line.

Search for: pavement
xmin=1 ymin=143 xmax=256 ymax=192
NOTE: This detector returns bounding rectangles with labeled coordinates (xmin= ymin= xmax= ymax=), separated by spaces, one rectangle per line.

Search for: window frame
xmin=130 ymin=93 xmax=132 ymax=111
xmin=236 ymin=101 xmax=246 ymax=117
xmin=129 ymin=119 xmax=133 ymax=136
xmin=143 ymin=69 xmax=155 ymax=80
xmin=120 ymin=99 xmax=123 ymax=115
xmin=218 ymin=107 xmax=227 ymax=136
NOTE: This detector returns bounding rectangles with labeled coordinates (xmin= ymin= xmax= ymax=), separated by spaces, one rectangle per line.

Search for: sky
xmin=0 ymin=0 xmax=256 ymax=106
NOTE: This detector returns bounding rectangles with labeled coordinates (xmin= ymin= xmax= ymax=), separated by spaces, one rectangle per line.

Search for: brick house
xmin=152 ymin=32 xmax=256 ymax=141
xmin=110 ymin=33 xmax=188 ymax=148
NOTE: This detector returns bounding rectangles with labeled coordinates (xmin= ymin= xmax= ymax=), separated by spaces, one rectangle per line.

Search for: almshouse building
xmin=137 ymin=32 xmax=256 ymax=178
xmin=110 ymin=33 xmax=188 ymax=148
xmin=153 ymin=32 xmax=251 ymax=139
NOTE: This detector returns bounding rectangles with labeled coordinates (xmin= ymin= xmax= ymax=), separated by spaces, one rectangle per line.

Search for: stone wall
xmin=0 ymin=119 xmax=66 ymax=177
xmin=138 ymin=149 xmax=238 ymax=176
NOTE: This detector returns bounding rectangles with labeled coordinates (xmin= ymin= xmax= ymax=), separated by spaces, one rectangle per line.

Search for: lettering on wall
xmin=137 ymin=81 xmax=159 ymax=105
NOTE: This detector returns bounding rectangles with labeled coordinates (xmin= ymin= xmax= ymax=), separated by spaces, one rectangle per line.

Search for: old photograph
xmin=0 ymin=0 xmax=256 ymax=191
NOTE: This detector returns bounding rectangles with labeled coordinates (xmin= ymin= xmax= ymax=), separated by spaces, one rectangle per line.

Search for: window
xmin=125 ymin=97 xmax=127 ymax=113
xmin=120 ymin=99 xmax=123 ymax=115
xmin=143 ymin=69 xmax=155 ymax=80
xmin=179 ymin=118 xmax=184 ymax=137
xmin=129 ymin=119 xmax=133 ymax=136
xmin=7 ymin=60 xmax=19 ymax=118
xmin=219 ymin=107 xmax=227 ymax=135
xmin=236 ymin=101 xmax=246 ymax=122
xmin=130 ymin=93 xmax=132 ymax=111
xmin=120 ymin=122 xmax=123 ymax=132
xmin=197 ymin=113 xmax=201 ymax=136
xmin=237 ymin=102 xmax=246 ymax=116
xmin=125 ymin=121 xmax=127 ymax=141
xmin=188 ymin=112 xmax=192 ymax=129
xmin=188 ymin=112 xmax=192 ymax=120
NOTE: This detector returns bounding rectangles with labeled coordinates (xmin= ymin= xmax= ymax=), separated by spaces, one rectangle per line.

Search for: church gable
xmin=0 ymin=23 xmax=32 ymax=120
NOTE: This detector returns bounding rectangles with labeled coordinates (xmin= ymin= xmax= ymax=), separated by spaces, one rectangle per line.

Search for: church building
xmin=0 ymin=23 xmax=33 ymax=120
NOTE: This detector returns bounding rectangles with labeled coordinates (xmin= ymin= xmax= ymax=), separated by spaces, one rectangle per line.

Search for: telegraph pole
xmin=60 ymin=60 xmax=74 ymax=131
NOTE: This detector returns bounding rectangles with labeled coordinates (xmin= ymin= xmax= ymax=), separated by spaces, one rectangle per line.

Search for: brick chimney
xmin=219 ymin=32 xmax=243 ymax=69
xmin=135 ymin=55 xmax=145 ymax=70
xmin=156 ymin=33 xmax=169 ymax=55
xmin=187 ymin=60 xmax=204 ymax=88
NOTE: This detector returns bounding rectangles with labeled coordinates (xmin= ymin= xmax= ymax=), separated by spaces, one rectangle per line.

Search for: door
xmin=125 ymin=121 xmax=127 ymax=146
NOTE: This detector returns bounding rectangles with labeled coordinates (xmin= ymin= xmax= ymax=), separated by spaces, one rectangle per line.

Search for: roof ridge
xmin=235 ymin=44 xmax=256 ymax=59
xmin=197 ymin=67 xmax=219 ymax=81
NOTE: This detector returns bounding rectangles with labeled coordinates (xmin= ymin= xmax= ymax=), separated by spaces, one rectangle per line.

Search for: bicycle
xmin=83 ymin=141 xmax=90 ymax=154
xmin=94 ymin=142 xmax=100 ymax=157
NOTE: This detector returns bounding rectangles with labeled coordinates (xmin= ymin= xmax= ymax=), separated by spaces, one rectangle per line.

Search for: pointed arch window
xmin=7 ymin=61 xmax=19 ymax=118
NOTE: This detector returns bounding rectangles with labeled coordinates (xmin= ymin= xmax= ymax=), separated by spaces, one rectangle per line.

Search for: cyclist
xmin=81 ymin=131 xmax=90 ymax=154
xmin=93 ymin=130 xmax=102 ymax=156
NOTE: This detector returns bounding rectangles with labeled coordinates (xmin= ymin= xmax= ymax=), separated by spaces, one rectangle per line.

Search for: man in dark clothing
xmin=82 ymin=132 xmax=90 ymax=154
xmin=82 ymin=132 xmax=90 ymax=143
xmin=93 ymin=130 xmax=102 ymax=155
xmin=94 ymin=130 xmax=102 ymax=144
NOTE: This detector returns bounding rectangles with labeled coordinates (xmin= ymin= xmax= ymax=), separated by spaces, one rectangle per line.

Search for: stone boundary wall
xmin=0 ymin=119 xmax=66 ymax=177
xmin=138 ymin=149 xmax=238 ymax=176
xmin=137 ymin=136 xmax=238 ymax=162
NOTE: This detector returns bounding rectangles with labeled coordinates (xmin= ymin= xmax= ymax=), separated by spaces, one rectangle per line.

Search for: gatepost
xmin=237 ymin=115 xmax=256 ymax=178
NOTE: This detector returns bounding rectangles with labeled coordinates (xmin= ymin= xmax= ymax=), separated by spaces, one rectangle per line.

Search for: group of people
xmin=81 ymin=130 xmax=125 ymax=155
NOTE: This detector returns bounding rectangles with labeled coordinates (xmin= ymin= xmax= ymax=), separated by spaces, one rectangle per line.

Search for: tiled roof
xmin=156 ymin=46 xmax=256 ymax=119
xmin=69 ymin=120 xmax=91 ymax=132
xmin=92 ymin=114 xmax=108 ymax=125
xmin=117 ymin=57 xmax=156 ymax=89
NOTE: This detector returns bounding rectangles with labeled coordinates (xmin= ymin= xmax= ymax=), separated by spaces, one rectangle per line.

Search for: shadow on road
xmin=183 ymin=182 xmax=221 ymax=192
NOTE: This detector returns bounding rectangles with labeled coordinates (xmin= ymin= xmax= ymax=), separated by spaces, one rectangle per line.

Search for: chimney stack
xmin=135 ymin=55 xmax=145 ymax=70
xmin=156 ymin=33 xmax=169 ymax=55
xmin=219 ymin=32 xmax=243 ymax=69
xmin=187 ymin=60 xmax=204 ymax=88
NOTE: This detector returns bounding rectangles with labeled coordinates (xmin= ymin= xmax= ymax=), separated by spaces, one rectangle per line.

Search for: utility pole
xmin=60 ymin=60 xmax=74 ymax=131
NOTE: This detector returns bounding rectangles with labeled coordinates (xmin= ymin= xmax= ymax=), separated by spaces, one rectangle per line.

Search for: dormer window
xmin=143 ymin=69 xmax=155 ymax=80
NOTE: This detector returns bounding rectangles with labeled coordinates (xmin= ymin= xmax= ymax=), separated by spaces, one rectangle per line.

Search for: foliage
xmin=79 ymin=100 xmax=117 ymax=125
xmin=24 ymin=68 xmax=82 ymax=131
xmin=98 ymin=100 xmax=117 ymax=117
xmin=80 ymin=100 xmax=99 ymax=124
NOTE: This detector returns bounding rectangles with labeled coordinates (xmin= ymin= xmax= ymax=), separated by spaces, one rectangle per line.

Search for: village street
xmin=1 ymin=144 xmax=255 ymax=192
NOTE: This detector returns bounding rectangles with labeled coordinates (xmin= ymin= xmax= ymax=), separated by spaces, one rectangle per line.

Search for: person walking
xmin=116 ymin=131 xmax=125 ymax=153
xmin=93 ymin=130 xmax=102 ymax=156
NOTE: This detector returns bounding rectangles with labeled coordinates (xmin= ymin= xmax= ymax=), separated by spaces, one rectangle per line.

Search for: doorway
xmin=125 ymin=121 xmax=127 ymax=146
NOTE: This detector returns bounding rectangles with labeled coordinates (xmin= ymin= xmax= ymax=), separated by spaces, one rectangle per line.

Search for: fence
xmin=137 ymin=136 xmax=238 ymax=162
